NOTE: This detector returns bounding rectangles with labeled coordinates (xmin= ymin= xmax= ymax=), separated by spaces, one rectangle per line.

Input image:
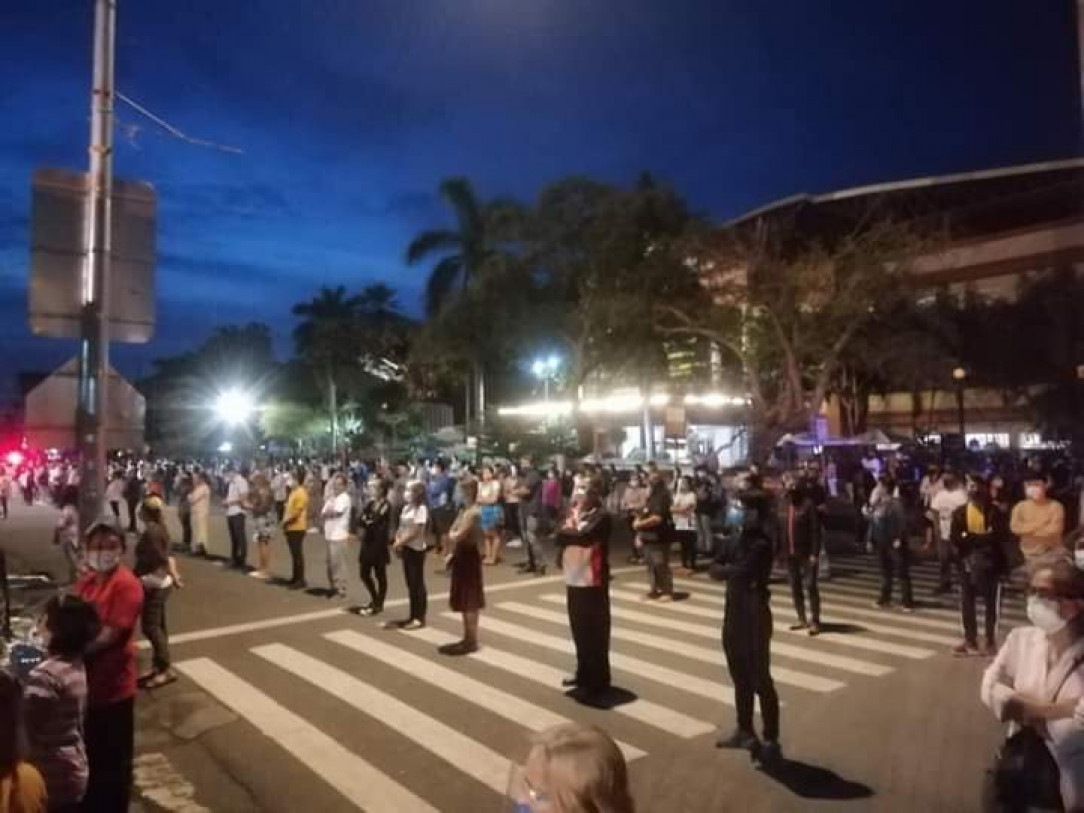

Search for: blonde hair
xmin=528 ymin=723 xmax=634 ymax=813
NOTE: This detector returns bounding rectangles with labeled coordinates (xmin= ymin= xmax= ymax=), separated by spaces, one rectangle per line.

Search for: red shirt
xmin=74 ymin=567 xmax=144 ymax=707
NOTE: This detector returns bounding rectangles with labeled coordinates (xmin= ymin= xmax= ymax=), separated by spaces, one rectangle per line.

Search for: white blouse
xmin=981 ymin=626 xmax=1084 ymax=811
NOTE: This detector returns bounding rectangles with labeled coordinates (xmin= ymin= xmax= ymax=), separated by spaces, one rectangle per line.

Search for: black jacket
xmin=779 ymin=495 xmax=822 ymax=558
xmin=949 ymin=501 xmax=1008 ymax=578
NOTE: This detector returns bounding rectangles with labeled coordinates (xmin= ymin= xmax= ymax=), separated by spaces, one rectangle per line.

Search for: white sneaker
xmin=506 ymin=538 xmax=523 ymax=549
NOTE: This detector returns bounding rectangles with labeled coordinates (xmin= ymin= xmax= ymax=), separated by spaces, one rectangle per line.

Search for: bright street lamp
xmin=951 ymin=367 xmax=967 ymax=440
xmin=531 ymin=355 xmax=561 ymax=402
xmin=214 ymin=389 xmax=256 ymax=427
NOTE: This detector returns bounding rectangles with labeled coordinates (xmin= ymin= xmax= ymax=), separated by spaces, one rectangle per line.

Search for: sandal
xmin=145 ymin=671 xmax=177 ymax=689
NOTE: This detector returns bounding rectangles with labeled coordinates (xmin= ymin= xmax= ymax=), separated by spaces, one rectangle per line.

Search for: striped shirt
xmin=24 ymin=656 xmax=89 ymax=807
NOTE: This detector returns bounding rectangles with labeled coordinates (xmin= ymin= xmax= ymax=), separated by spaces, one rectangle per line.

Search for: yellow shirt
xmin=284 ymin=486 xmax=309 ymax=532
xmin=0 ymin=763 xmax=47 ymax=813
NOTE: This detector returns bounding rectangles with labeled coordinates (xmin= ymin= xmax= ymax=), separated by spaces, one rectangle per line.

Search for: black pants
xmin=180 ymin=513 xmax=192 ymax=549
xmin=142 ymin=586 xmax=171 ymax=672
xmin=678 ymin=530 xmax=698 ymax=571
xmin=360 ymin=558 xmax=388 ymax=609
xmin=402 ymin=547 xmax=427 ymax=622
xmin=109 ymin=501 xmax=120 ymax=519
xmin=567 ymin=586 xmax=612 ymax=692
xmin=0 ymin=495 xmax=7 ymax=518
xmin=125 ymin=499 xmax=139 ymax=532
xmin=227 ymin=514 xmax=247 ymax=567
xmin=961 ymin=569 xmax=1000 ymax=647
xmin=878 ymin=541 xmax=914 ymax=607
xmin=286 ymin=530 xmax=306 ymax=584
xmin=275 ymin=501 xmax=286 ymax=522
xmin=83 ymin=697 xmax=135 ymax=813
xmin=723 ymin=600 xmax=780 ymax=741
xmin=787 ymin=554 xmax=820 ymax=624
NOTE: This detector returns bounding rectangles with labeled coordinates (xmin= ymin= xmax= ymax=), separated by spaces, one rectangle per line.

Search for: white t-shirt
xmin=226 ymin=476 xmax=249 ymax=516
xmin=105 ymin=479 xmax=125 ymax=502
xmin=672 ymin=491 xmax=697 ymax=531
xmin=931 ymin=487 xmax=968 ymax=540
xmin=399 ymin=504 xmax=430 ymax=551
xmin=323 ymin=492 xmax=352 ymax=541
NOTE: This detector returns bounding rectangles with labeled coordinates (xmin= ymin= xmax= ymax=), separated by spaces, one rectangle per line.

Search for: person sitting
xmin=24 ymin=595 xmax=101 ymax=812
xmin=0 ymin=671 xmax=47 ymax=813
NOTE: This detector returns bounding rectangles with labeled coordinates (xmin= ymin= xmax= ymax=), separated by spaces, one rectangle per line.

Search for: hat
xmin=142 ymin=495 xmax=164 ymax=512
xmin=84 ymin=513 xmax=123 ymax=538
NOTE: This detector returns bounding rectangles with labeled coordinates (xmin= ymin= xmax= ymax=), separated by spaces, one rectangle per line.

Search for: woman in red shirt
xmin=72 ymin=515 xmax=144 ymax=813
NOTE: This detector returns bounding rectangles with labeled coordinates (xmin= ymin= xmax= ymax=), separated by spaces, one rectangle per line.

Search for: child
xmin=23 ymin=595 xmax=101 ymax=812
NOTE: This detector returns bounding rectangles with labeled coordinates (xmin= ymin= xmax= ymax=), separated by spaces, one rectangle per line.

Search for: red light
xmin=6 ymin=451 xmax=23 ymax=467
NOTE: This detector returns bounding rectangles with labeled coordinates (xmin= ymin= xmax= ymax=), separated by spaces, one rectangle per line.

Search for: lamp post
xmin=952 ymin=366 xmax=967 ymax=440
xmin=531 ymin=355 xmax=561 ymax=402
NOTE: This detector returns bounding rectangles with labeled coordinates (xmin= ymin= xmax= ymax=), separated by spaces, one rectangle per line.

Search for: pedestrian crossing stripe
xmin=616 ymin=584 xmax=936 ymax=658
xmin=175 ymin=658 xmax=438 ymax=813
xmin=490 ymin=603 xmax=846 ymax=693
xmin=252 ymin=643 xmax=512 ymax=795
xmin=407 ymin=625 xmax=717 ymax=738
xmin=323 ymin=629 xmax=647 ymax=761
xmin=538 ymin=594 xmax=894 ymax=677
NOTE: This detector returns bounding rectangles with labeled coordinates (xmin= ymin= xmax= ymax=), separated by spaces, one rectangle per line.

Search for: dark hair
xmin=0 ymin=671 xmax=26 ymax=776
xmin=43 ymin=595 xmax=101 ymax=658
xmin=459 ymin=479 xmax=479 ymax=504
xmin=59 ymin=485 xmax=79 ymax=508
xmin=581 ymin=489 xmax=603 ymax=510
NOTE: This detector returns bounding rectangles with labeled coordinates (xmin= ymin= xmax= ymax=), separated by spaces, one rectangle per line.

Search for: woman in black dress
xmin=443 ymin=479 xmax=485 ymax=655
xmin=357 ymin=481 xmax=392 ymax=616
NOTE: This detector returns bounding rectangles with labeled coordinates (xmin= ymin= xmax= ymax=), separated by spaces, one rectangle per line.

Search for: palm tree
xmin=292 ymin=286 xmax=363 ymax=454
xmin=406 ymin=177 xmax=494 ymax=427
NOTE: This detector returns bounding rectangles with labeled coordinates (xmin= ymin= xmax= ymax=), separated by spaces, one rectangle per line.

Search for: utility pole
xmin=77 ymin=0 xmax=117 ymax=525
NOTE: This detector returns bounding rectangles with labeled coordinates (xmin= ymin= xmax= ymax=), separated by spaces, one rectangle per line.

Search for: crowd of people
xmin=3 ymin=446 xmax=1084 ymax=810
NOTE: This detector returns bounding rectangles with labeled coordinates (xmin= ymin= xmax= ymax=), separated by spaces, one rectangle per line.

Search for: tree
xmin=657 ymin=213 xmax=926 ymax=462
xmin=292 ymin=286 xmax=364 ymax=454
xmin=406 ymin=177 xmax=523 ymax=426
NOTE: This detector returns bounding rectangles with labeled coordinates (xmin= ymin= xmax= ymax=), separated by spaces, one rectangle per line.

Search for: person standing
xmin=247 ymin=472 xmax=275 ymax=580
xmin=188 ymin=471 xmax=211 ymax=557
xmin=442 ymin=479 xmax=485 ymax=655
xmin=516 ymin=459 xmax=546 ymax=576
xmin=929 ymin=474 xmax=968 ymax=595
xmin=672 ymin=476 xmax=699 ymax=575
xmin=621 ymin=472 xmax=649 ymax=565
xmin=122 ymin=470 xmax=142 ymax=534
xmin=782 ymin=481 xmax=822 ymax=636
xmin=24 ymin=595 xmax=100 ymax=813
xmin=950 ymin=475 xmax=1006 ymax=657
xmin=282 ymin=468 xmax=309 ymax=590
xmin=321 ymin=474 xmax=352 ymax=600
xmin=72 ymin=516 xmax=143 ymax=813
xmin=357 ymin=480 xmax=391 ymax=616
xmin=1011 ymin=470 xmax=1066 ymax=565
xmin=54 ymin=487 xmax=81 ymax=586
xmin=710 ymin=487 xmax=782 ymax=766
xmin=554 ymin=490 xmax=613 ymax=707
xmin=0 ymin=466 xmax=10 ymax=520
xmin=393 ymin=483 xmax=430 ymax=630
xmin=427 ymin=461 xmax=455 ymax=565
xmin=477 ymin=465 xmax=503 ymax=566
xmin=634 ymin=472 xmax=674 ymax=601
xmin=223 ymin=466 xmax=250 ymax=570
xmin=270 ymin=467 xmax=289 ymax=523
xmin=174 ymin=472 xmax=193 ymax=553
xmin=871 ymin=476 xmax=914 ymax=612
xmin=693 ymin=467 xmax=718 ymax=556
xmin=134 ymin=497 xmax=183 ymax=689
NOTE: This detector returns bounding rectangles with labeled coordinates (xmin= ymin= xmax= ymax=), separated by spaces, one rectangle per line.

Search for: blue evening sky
xmin=1 ymin=0 xmax=1079 ymax=392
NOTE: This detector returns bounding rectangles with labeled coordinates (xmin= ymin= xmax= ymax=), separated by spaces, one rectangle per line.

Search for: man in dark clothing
xmin=516 ymin=459 xmax=546 ymax=575
xmin=782 ymin=482 xmax=822 ymax=635
xmin=635 ymin=472 xmax=674 ymax=600
xmin=950 ymin=475 xmax=1007 ymax=657
xmin=554 ymin=490 xmax=612 ymax=707
xmin=711 ymin=487 xmax=782 ymax=767
xmin=694 ymin=467 xmax=720 ymax=555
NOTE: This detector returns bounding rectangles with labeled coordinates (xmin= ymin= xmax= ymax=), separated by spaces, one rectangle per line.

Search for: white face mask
xmin=1075 ymin=550 xmax=1084 ymax=571
xmin=1025 ymin=485 xmax=1044 ymax=501
xmin=86 ymin=550 xmax=121 ymax=573
xmin=1027 ymin=596 xmax=1069 ymax=634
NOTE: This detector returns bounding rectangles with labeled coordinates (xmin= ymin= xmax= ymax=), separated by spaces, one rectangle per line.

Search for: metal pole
xmin=543 ymin=377 xmax=550 ymax=403
xmin=77 ymin=0 xmax=116 ymax=527
xmin=956 ymin=384 xmax=966 ymax=439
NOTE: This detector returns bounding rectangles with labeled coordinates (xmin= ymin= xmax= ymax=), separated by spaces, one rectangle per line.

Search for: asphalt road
xmin=1 ymin=497 xmax=1009 ymax=813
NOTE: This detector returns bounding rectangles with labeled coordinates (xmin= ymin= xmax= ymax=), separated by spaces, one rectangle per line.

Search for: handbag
xmin=984 ymin=654 xmax=1084 ymax=811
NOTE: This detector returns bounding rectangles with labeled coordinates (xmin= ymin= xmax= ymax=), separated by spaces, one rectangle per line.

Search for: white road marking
xmin=409 ymin=625 xmax=715 ymax=738
xmin=492 ymin=603 xmax=844 ymax=693
xmin=617 ymin=585 xmax=933 ymax=659
xmin=175 ymin=658 xmax=437 ymax=813
xmin=253 ymin=643 xmax=512 ymax=795
xmin=323 ymin=629 xmax=645 ymax=761
xmin=536 ymin=594 xmax=893 ymax=677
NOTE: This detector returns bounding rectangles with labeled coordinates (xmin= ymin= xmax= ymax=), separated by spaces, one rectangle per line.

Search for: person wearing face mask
xmin=321 ymin=474 xmax=352 ymax=600
xmin=710 ymin=483 xmax=782 ymax=766
xmin=634 ymin=472 xmax=674 ymax=601
xmin=949 ymin=475 xmax=1007 ymax=657
xmin=981 ymin=558 xmax=1084 ymax=811
xmin=282 ymin=467 xmax=309 ymax=590
xmin=1012 ymin=471 xmax=1066 ymax=565
xmin=782 ymin=480 xmax=823 ymax=636
xmin=72 ymin=515 xmax=144 ymax=813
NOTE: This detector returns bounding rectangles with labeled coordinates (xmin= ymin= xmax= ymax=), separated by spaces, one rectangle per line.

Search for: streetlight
xmin=214 ymin=389 xmax=256 ymax=427
xmin=952 ymin=366 xmax=967 ymax=440
xmin=531 ymin=355 xmax=561 ymax=402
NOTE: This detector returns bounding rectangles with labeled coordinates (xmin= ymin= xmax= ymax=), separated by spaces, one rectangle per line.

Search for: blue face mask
xmin=726 ymin=505 xmax=745 ymax=528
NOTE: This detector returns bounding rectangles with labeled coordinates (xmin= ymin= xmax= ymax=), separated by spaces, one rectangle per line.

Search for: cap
xmin=142 ymin=495 xmax=164 ymax=511
xmin=83 ymin=513 xmax=123 ymax=538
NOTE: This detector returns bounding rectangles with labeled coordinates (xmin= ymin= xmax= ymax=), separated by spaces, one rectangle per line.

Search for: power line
xmin=116 ymin=91 xmax=244 ymax=155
